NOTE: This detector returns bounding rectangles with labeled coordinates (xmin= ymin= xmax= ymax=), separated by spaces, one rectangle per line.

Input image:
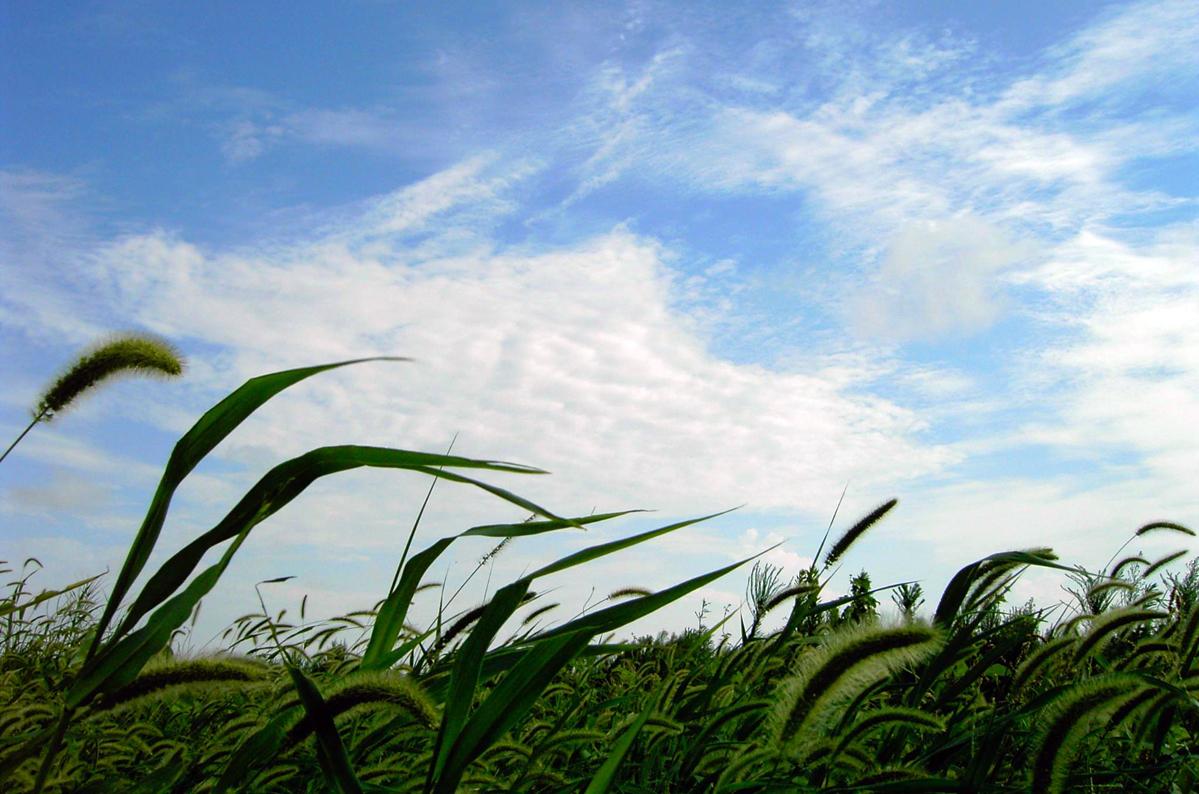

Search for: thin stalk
xmin=1102 ymin=533 xmax=1137 ymax=576
xmin=812 ymin=482 xmax=848 ymax=564
xmin=256 ymin=582 xmax=292 ymax=665
xmin=0 ymin=408 xmax=47 ymax=466
xmin=389 ymin=433 xmax=457 ymax=595
xmin=444 ymin=537 xmax=511 ymax=613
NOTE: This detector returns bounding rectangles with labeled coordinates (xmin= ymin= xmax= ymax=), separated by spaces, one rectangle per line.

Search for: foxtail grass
xmin=768 ymin=623 xmax=940 ymax=754
xmin=2 ymin=332 xmax=184 ymax=466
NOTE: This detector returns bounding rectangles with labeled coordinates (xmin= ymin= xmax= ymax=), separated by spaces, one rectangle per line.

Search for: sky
xmin=1 ymin=0 xmax=1197 ymax=648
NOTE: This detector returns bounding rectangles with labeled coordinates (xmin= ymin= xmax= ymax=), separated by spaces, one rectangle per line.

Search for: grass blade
xmin=463 ymin=510 xmax=643 ymax=539
xmin=287 ymin=665 xmax=364 ymax=794
xmin=67 ymin=530 xmax=252 ymax=708
xmin=433 ymin=629 xmax=593 ymax=794
xmin=117 ymin=446 xmax=551 ymax=640
xmin=584 ymin=701 xmax=654 ymax=794
xmin=526 ymin=508 xmax=739 ymax=580
xmin=528 ymin=547 xmax=770 ymax=645
xmin=934 ymin=550 xmax=1072 ymax=628
xmin=96 ymin=357 xmax=406 ymax=648
xmin=362 ymin=511 xmax=634 ymax=670
xmin=427 ymin=580 xmax=531 ymax=790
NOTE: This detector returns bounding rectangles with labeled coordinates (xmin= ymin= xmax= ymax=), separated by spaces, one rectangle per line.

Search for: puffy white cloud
xmin=849 ymin=216 xmax=1035 ymax=341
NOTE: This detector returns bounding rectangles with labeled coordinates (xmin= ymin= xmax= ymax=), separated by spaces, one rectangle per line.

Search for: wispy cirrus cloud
xmin=1001 ymin=0 xmax=1199 ymax=109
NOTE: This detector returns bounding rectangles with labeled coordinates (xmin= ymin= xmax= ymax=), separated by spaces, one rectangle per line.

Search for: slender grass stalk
xmin=390 ymin=433 xmax=458 ymax=595
xmin=0 ymin=410 xmax=46 ymax=466
xmin=812 ymin=483 xmax=849 ymax=565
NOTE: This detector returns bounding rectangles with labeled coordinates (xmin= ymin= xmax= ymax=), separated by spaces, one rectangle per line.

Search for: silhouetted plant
xmin=841 ymin=570 xmax=880 ymax=625
xmin=891 ymin=582 xmax=924 ymax=622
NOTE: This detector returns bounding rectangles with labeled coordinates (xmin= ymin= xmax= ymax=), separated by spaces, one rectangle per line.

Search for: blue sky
xmin=1 ymin=1 xmax=1197 ymax=644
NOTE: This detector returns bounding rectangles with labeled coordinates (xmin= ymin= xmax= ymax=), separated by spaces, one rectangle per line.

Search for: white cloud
xmin=1016 ymin=228 xmax=1199 ymax=490
xmin=848 ymin=215 xmax=1035 ymax=341
xmin=4 ymin=469 xmax=114 ymax=515
xmin=2 ymin=160 xmax=953 ymax=589
xmin=1002 ymin=0 xmax=1199 ymax=109
xmin=82 ymin=217 xmax=950 ymax=519
xmin=0 ymin=170 xmax=109 ymax=342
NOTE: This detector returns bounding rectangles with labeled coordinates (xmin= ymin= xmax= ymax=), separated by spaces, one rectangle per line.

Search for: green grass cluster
xmin=2 ymin=356 xmax=1197 ymax=792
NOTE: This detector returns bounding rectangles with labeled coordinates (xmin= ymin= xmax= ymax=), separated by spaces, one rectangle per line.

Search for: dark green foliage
xmin=3 ymin=356 xmax=1197 ymax=792
xmin=5 ymin=542 xmax=1198 ymax=791
xmin=891 ymin=582 xmax=924 ymax=622
xmin=1029 ymin=674 xmax=1147 ymax=794
xmin=841 ymin=570 xmax=880 ymax=624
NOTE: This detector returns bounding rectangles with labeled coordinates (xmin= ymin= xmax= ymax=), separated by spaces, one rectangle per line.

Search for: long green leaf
xmin=433 ymin=629 xmax=593 ymax=794
xmin=362 ymin=511 xmax=634 ymax=670
xmin=363 ymin=537 xmax=458 ymax=671
xmin=287 ymin=665 xmax=364 ymax=794
xmin=427 ymin=580 xmax=531 ymax=790
xmin=934 ymin=550 xmax=1072 ymax=627
xmin=526 ymin=546 xmax=768 ymax=645
xmin=96 ymin=358 xmax=406 ymax=646
xmin=117 ymin=445 xmax=548 ymax=639
xmin=91 ymin=473 xmax=592 ymax=702
xmin=463 ymin=510 xmax=643 ymax=539
xmin=67 ymin=530 xmax=252 ymax=708
xmin=526 ymin=508 xmax=739 ymax=580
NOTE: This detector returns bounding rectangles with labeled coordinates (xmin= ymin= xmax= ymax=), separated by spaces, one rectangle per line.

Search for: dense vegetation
xmin=2 ymin=357 xmax=1197 ymax=792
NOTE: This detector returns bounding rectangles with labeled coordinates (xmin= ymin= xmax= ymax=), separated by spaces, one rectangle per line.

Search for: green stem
xmin=0 ymin=409 xmax=47 ymax=466
xmin=389 ymin=433 xmax=457 ymax=595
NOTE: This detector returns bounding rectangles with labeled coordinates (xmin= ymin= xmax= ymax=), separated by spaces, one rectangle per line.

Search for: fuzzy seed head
xmin=824 ymin=499 xmax=897 ymax=569
xmin=769 ymin=623 xmax=940 ymax=752
xmin=35 ymin=333 xmax=185 ymax=420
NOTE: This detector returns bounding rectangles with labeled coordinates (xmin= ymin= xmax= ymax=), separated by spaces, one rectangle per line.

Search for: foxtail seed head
xmin=769 ymin=623 xmax=940 ymax=753
xmin=824 ymin=499 xmax=898 ymax=569
xmin=35 ymin=332 xmax=184 ymax=420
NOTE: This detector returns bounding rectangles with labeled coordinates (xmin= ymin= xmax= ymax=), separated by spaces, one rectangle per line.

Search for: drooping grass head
xmin=35 ymin=332 xmax=185 ymax=420
xmin=768 ymin=623 xmax=940 ymax=754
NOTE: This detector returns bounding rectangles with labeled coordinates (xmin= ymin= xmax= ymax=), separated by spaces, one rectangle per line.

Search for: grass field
xmin=2 ymin=358 xmax=1196 ymax=792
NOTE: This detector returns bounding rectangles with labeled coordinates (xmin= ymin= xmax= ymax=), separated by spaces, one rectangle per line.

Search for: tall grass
xmin=1 ymin=348 xmax=1196 ymax=792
